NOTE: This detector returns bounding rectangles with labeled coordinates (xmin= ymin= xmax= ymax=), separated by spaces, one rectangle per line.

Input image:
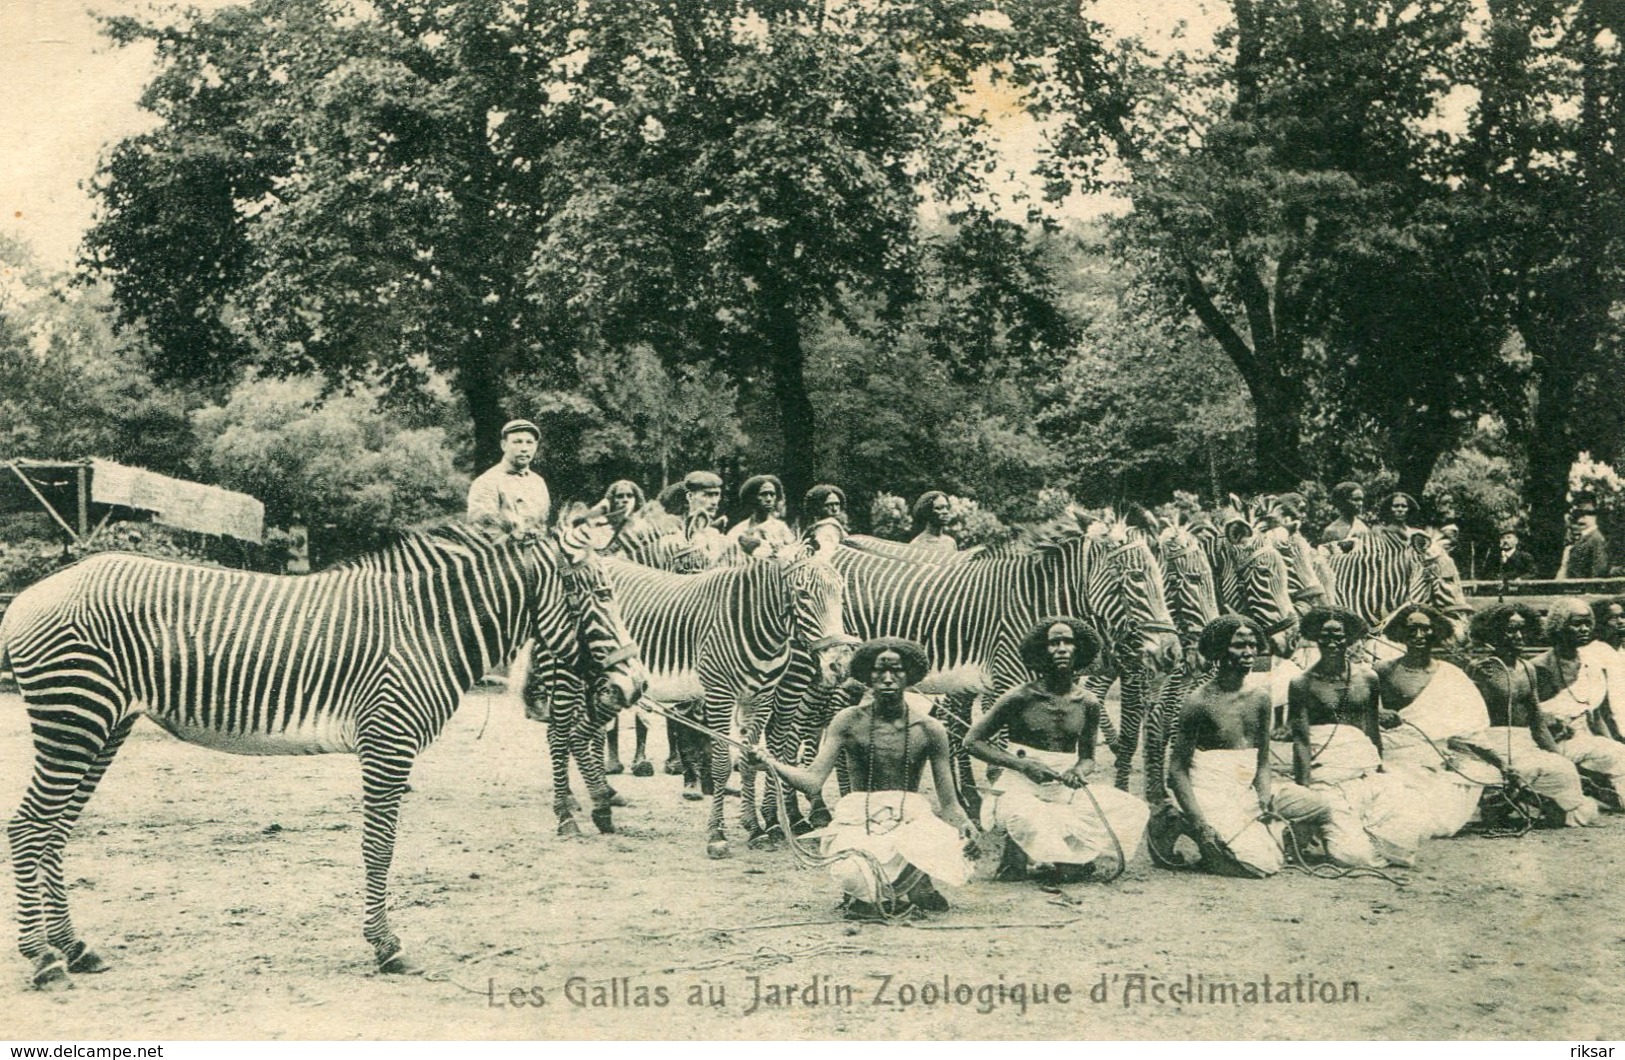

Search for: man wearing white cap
xmin=467 ymin=419 xmax=552 ymax=536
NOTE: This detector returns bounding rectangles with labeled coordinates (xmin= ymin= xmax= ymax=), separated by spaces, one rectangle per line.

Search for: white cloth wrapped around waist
xmin=1307 ymin=724 xmax=1382 ymax=784
xmin=980 ymin=744 xmax=1148 ymax=868
xmin=1187 ymin=747 xmax=1282 ymax=875
xmin=813 ymin=791 xmax=972 ymax=902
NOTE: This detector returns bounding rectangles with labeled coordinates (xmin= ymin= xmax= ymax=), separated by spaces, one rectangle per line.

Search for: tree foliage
xmin=1018 ymin=0 xmax=1519 ymax=493
xmin=191 ymin=375 xmax=467 ymax=560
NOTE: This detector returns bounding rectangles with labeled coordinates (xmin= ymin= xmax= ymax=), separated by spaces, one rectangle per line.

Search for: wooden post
xmin=76 ymin=464 xmax=90 ymax=540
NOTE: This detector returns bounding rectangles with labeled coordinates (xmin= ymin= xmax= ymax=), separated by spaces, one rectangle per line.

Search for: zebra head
xmin=1201 ymin=500 xmax=1300 ymax=658
xmin=1133 ymin=506 xmax=1221 ymax=669
xmin=543 ymin=513 xmax=649 ymax=717
xmin=1074 ymin=507 xmax=1181 ymax=675
xmin=775 ymin=547 xmax=855 ymax=687
xmin=1253 ymin=493 xmax=1329 ymax=615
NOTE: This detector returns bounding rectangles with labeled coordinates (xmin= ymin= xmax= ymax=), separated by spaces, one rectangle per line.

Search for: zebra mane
xmin=964 ymin=505 xmax=1104 ymax=561
xmin=326 ymin=521 xmax=519 ymax=573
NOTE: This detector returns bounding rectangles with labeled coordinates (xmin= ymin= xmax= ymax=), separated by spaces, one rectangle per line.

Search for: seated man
xmin=748 ymin=638 xmax=976 ymax=919
xmin=965 ymin=617 xmax=1150 ymax=884
xmin=1286 ymin=607 xmax=1420 ymax=868
xmin=1586 ymin=596 xmax=1625 ymax=740
xmin=1460 ymin=604 xmax=1599 ymax=827
xmin=1164 ymin=616 xmax=1331 ymax=877
xmin=1373 ymin=605 xmax=1495 ymax=840
xmin=1532 ymin=599 xmax=1625 ymax=809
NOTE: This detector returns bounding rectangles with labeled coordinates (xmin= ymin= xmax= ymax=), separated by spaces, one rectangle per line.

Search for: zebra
xmin=596 ymin=550 xmax=850 ymax=858
xmin=815 ymin=506 xmax=1182 ymax=817
xmin=0 ymin=519 xmax=645 ymax=985
xmin=1090 ymin=507 xmax=1223 ymax=799
xmin=1316 ymin=524 xmax=1473 ymax=658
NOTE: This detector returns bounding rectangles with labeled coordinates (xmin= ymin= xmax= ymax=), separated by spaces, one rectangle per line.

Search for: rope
xmin=637 ymin=697 xmax=918 ymax=917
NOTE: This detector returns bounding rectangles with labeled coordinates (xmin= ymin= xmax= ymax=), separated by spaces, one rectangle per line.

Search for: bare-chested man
xmin=1371 ymin=605 xmax=1493 ymax=840
xmin=966 ymin=618 xmax=1150 ymax=884
xmin=748 ymin=638 xmax=975 ymax=919
xmin=1164 ymin=616 xmax=1329 ymax=877
xmin=1459 ymin=604 xmax=1598 ymax=827
xmin=1286 ymin=607 xmax=1418 ymax=867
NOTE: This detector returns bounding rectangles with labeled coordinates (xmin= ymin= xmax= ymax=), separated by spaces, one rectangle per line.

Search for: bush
xmin=869 ymin=493 xmax=910 ymax=540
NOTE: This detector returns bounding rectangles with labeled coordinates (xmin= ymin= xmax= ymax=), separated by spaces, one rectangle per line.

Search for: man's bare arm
xmin=965 ymin=689 xmax=1060 ymax=782
xmin=1167 ymin=697 xmax=1212 ymax=832
xmin=752 ymin=711 xmax=848 ymax=798
xmin=924 ymin=719 xmax=974 ymax=832
xmin=1288 ymin=678 xmax=1313 ymax=787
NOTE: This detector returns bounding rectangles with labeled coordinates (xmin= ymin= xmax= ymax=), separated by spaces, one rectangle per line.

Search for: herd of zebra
xmin=0 ymin=493 xmax=1467 ymax=987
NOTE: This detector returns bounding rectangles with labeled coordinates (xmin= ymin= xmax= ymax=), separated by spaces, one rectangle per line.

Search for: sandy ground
xmin=1 ymin=682 xmax=1622 ymax=1042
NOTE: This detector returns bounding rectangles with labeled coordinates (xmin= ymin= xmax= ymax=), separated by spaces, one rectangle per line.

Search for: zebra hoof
xmin=605 ymin=758 xmax=625 ymax=776
xmin=706 ymin=833 xmax=730 ymax=859
xmin=608 ymin=790 xmax=631 ymax=808
xmin=663 ymin=757 xmax=684 ymax=776
xmin=808 ymin=807 xmax=833 ymax=831
xmin=746 ymin=830 xmax=780 ymax=851
xmin=590 ymin=807 xmax=616 ymax=834
xmin=376 ymin=948 xmax=421 ymax=976
xmin=30 ymin=952 xmax=71 ymax=990
xmin=632 ymin=757 xmax=654 ymax=778
xmin=557 ymin=817 xmax=583 ymax=838
xmin=64 ymin=941 xmax=109 ymax=974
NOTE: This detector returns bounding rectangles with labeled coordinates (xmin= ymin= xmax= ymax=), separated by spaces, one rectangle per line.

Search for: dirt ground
xmin=2 ymin=682 xmax=1621 ymax=1042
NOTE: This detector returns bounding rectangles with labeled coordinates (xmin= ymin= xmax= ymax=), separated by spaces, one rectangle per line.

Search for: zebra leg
xmin=1141 ymin=676 xmax=1178 ymax=806
xmin=1113 ymin=671 xmax=1147 ymax=792
xmin=575 ymin=712 xmax=624 ymax=835
xmin=547 ymin=705 xmax=582 ymax=838
xmin=631 ymin=714 xmax=654 ymax=777
xmin=41 ymin=715 xmax=136 ymax=976
xmin=358 ymin=737 xmax=419 ymax=973
xmin=738 ymin=693 xmax=776 ymax=847
xmin=704 ymin=690 xmax=736 ymax=859
xmin=9 ymin=698 xmax=129 ymax=988
xmin=1085 ymin=673 xmax=1119 ymax=751
xmin=663 ymin=716 xmax=684 ymax=776
xmin=604 ymin=717 xmax=624 ymax=776
xmin=940 ymin=690 xmax=981 ymax=821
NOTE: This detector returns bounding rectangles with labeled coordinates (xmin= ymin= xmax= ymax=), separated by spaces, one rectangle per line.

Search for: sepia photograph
xmin=1 ymin=0 xmax=1623 ymax=1043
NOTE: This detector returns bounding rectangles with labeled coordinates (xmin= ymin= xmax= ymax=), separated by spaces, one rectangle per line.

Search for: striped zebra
xmin=816 ymin=507 xmax=1182 ymax=815
xmin=1090 ymin=508 xmax=1222 ymax=799
xmin=1317 ymin=525 xmax=1473 ymax=652
xmin=0 ymin=520 xmax=645 ymax=985
xmin=597 ymin=551 xmax=849 ymax=858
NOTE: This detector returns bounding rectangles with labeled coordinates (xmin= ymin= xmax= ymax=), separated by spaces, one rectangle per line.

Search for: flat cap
xmin=500 ymin=419 xmax=541 ymax=440
xmin=683 ymin=470 xmax=723 ymax=490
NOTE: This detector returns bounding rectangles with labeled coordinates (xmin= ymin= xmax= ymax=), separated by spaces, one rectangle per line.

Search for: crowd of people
xmin=462 ymin=418 xmax=1625 ymax=921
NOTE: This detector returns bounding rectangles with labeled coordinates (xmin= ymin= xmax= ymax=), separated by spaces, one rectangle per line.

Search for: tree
xmin=191 ymin=375 xmax=468 ymax=560
xmin=86 ymin=0 xmax=1041 ymax=503
xmin=0 ymin=236 xmax=197 ymax=474
xmin=1015 ymin=0 xmax=1518 ymax=493
xmin=1456 ymin=0 xmax=1625 ymax=566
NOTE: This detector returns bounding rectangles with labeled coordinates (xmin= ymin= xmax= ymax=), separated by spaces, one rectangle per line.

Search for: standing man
xmin=728 ymin=475 xmax=797 ymax=557
xmin=466 ymin=419 xmax=551 ymax=537
xmin=966 ymin=617 xmax=1150 ymax=883
xmin=747 ymin=638 xmax=976 ymax=919
xmin=1557 ymin=495 xmax=1610 ymax=579
xmin=909 ymin=491 xmax=958 ymax=553
xmin=1484 ymin=529 xmax=1535 ymax=582
xmin=1318 ymin=482 xmax=1368 ymax=547
xmin=681 ymin=470 xmax=729 ymax=564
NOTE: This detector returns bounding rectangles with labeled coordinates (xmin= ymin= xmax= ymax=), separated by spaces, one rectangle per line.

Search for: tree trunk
xmin=1249 ymin=381 xmax=1308 ymax=492
xmin=1392 ymin=406 xmax=1454 ymax=500
xmin=1526 ymin=361 xmax=1580 ymax=576
xmin=763 ymin=292 xmax=817 ymax=516
xmin=459 ymin=334 xmax=509 ymax=473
